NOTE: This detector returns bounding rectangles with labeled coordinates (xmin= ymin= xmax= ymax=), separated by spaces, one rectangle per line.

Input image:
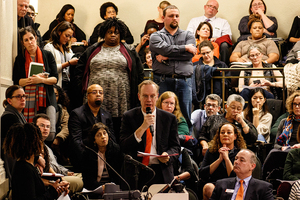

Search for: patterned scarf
xmin=23 ymin=46 xmax=47 ymax=122
xmin=277 ymin=114 xmax=300 ymax=146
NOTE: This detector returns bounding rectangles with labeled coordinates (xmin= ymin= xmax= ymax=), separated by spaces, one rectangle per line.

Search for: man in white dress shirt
xmin=187 ymin=0 xmax=232 ymax=65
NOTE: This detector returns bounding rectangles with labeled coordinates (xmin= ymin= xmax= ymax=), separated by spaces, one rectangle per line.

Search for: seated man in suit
xmin=68 ymin=84 xmax=115 ymax=169
xmin=119 ymin=80 xmax=181 ymax=190
xmin=210 ymin=149 xmax=273 ymax=200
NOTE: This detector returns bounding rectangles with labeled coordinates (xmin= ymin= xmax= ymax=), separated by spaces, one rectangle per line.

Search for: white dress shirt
xmin=186 ymin=15 xmax=232 ymax=39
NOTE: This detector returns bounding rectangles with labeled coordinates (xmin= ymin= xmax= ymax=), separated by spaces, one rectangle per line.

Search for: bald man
xmin=210 ymin=149 xmax=273 ymax=200
xmin=186 ymin=0 xmax=232 ymax=65
xmin=68 ymin=84 xmax=115 ymax=169
xmin=17 ymin=0 xmax=34 ymax=29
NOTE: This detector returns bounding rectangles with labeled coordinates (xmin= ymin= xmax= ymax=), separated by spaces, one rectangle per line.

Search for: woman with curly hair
xmin=200 ymin=122 xmax=247 ymax=200
xmin=156 ymin=91 xmax=189 ymax=136
xmin=74 ymin=17 xmax=144 ymax=135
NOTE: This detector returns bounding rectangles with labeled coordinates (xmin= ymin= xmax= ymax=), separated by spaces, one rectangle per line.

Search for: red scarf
xmin=23 ymin=47 xmax=47 ymax=122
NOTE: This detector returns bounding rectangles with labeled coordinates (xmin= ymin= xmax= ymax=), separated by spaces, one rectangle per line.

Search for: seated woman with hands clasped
xmin=3 ymin=123 xmax=69 ymax=199
xmin=200 ymin=122 xmax=247 ymax=200
xmin=238 ymin=45 xmax=283 ymax=102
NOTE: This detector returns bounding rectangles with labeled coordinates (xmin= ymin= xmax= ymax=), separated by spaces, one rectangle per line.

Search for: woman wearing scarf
xmin=263 ymin=91 xmax=300 ymax=181
xmin=275 ymin=91 xmax=300 ymax=150
xmin=13 ymin=26 xmax=58 ymax=140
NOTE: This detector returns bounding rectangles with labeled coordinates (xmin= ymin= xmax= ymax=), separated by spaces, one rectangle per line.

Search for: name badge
xmin=225 ymin=189 xmax=234 ymax=193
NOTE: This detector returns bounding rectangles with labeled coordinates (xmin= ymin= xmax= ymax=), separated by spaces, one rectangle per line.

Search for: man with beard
xmin=191 ymin=94 xmax=221 ymax=139
xmin=149 ymin=5 xmax=197 ymax=129
xmin=68 ymin=84 xmax=115 ymax=169
xmin=210 ymin=149 xmax=273 ymax=200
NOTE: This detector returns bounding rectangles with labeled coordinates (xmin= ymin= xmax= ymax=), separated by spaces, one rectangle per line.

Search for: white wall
xmin=37 ymin=0 xmax=300 ymax=44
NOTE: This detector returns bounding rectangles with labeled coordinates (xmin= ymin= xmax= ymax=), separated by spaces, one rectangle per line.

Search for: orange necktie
xmin=142 ymin=128 xmax=152 ymax=166
xmin=236 ymin=179 xmax=244 ymax=200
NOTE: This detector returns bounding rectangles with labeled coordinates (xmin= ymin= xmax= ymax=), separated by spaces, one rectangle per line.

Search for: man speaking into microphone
xmin=120 ymin=80 xmax=180 ymax=190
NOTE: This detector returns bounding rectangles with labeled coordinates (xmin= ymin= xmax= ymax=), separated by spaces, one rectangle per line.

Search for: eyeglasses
xmin=293 ymin=103 xmax=300 ymax=107
xmin=162 ymin=101 xmax=175 ymax=106
xmin=206 ymin=4 xmax=218 ymax=11
xmin=205 ymin=103 xmax=218 ymax=108
xmin=88 ymin=90 xmax=103 ymax=95
xmin=11 ymin=95 xmax=28 ymax=100
xmin=38 ymin=124 xmax=50 ymax=129
xmin=201 ymin=51 xmax=212 ymax=56
xmin=249 ymin=53 xmax=261 ymax=59
xmin=252 ymin=2 xmax=263 ymax=7
xmin=26 ymin=12 xmax=36 ymax=17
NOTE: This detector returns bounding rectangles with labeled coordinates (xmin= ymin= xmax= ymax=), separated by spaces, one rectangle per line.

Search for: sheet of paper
xmin=57 ymin=192 xmax=70 ymax=200
xmin=137 ymin=151 xmax=178 ymax=157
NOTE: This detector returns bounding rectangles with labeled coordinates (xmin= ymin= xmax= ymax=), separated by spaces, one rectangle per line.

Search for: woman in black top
xmin=3 ymin=123 xmax=69 ymax=200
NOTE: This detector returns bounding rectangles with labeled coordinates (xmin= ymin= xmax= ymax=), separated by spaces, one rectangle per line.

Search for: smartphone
xmin=253 ymin=80 xmax=261 ymax=84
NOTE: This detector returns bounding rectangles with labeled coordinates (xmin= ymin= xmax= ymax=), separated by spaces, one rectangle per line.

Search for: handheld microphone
xmin=146 ymin=107 xmax=154 ymax=136
xmin=81 ymin=144 xmax=132 ymax=198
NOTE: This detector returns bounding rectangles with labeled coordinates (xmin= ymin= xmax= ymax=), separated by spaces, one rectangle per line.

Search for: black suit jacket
xmin=68 ymin=104 xmax=115 ymax=164
xmin=119 ymin=107 xmax=181 ymax=186
xmin=210 ymin=177 xmax=273 ymax=200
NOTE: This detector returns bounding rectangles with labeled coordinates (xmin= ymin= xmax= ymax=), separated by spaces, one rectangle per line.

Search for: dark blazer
xmin=82 ymin=140 xmax=124 ymax=190
xmin=210 ymin=177 xmax=273 ymax=200
xmin=119 ymin=107 xmax=181 ymax=187
xmin=68 ymin=103 xmax=115 ymax=165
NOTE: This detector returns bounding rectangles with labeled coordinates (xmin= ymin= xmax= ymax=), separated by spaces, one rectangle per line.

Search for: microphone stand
xmin=83 ymin=145 xmax=133 ymax=200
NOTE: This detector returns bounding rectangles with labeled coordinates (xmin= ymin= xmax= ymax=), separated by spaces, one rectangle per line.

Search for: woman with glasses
xmin=237 ymin=0 xmax=278 ymax=43
xmin=44 ymin=21 xmax=78 ymax=93
xmin=230 ymin=15 xmax=279 ymax=64
xmin=156 ymin=91 xmax=190 ymax=136
xmin=192 ymin=22 xmax=219 ymax=63
xmin=193 ymin=40 xmax=228 ymax=100
xmin=275 ymin=92 xmax=300 ymax=150
xmin=1 ymin=85 xmax=27 ymax=144
xmin=238 ymin=45 xmax=283 ymax=102
xmin=13 ymin=26 xmax=58 ymax=134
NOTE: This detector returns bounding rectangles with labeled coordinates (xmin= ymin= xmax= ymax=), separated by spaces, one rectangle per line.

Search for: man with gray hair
xmin=198 ymin=94 xmax=257 ymax=156
xmin=191 ymin=94 xmax=222 ymax=139
xmin=210 ymin=149 xmax=273 ymax=200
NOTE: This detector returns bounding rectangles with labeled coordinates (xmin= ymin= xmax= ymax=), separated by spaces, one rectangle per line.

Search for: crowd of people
xmin=7 ymin=0 xmax=300 ymax=199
